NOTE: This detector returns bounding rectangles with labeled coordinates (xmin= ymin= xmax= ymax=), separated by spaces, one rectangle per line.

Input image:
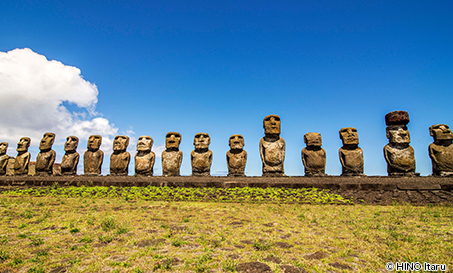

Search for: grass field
xmin=0 ymin=186 xmax=452 ymax=272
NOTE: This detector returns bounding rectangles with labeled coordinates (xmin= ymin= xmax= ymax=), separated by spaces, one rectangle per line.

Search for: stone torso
xmin=110 ymin=152 xmax=130 ymax=175
xmin=61 ymin=152 xmax=79 ymax=175
xmin=191 ymin=150 xmax=212 ymax=173
xmin=227 ymin=150 xmax=247 ymax=175
xmin=384 ymin=144 xmax=415 ymax=174
xmin=162 ymin=150 xmax=183 ymax=176
xmin=339 ymin=147 xmax=363 ymax=173
xmin=84 ymin=150 xmax=104 ymax=175
xmin=429 ymin=143 xmax=453 ymax=174
xmin=14 ymin=152 xmax=30 ymax=175
xmin=36 ymin=150 xmax=56 ymax=174
xmin=260 ymin=137 xmax=285 ymax=174
xmin=0 ymin=154 xmax=9 ymax=175
xmin=302 ymin=148 xmax=326 ymax=173
xmin=135 ymin=152 xmax=155 ymax=175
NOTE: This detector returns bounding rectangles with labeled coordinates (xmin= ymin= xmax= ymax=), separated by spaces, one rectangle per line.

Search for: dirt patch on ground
xmin=304 ymin=251 xmax=329 ymax=260
xmin=236 ymin=262 xmax=272 ymax=272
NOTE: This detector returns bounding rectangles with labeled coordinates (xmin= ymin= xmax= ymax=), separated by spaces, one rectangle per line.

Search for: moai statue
xmin=61 ymin=136 xmax=79 ymax=176
xmin=429 ymin=124 xmax=453 ymax=176
xmin=339 ymin=127 xmax=364 ymax=176
xmin=383 ymin=111 xmax=416 ymax=176
xmin=302 ymin=132 xmax=326 ymax=176
xmin=35 ymin=132 xmax=56 ymax=176
xmin=135 ymin=135 xmax=155 ymax=176
xmin=226 ymin=134 xmax=247 ymax=177
xmin=110 ymin=135 xmax=130 ymax=176
xmin=0 ymin=142 xmax=9 ymax=175
xmin=84 ymin=135 xmax=104 ymax=175
xmin=191 ymin=133 xmax=212 ymax=176
xmin=14 ymin=137 xmax=31 ymax=176
xmin=162 ymin=132 xmax=183 ymax=176
xmin=260 ymin=115 xmax=285 ymax=176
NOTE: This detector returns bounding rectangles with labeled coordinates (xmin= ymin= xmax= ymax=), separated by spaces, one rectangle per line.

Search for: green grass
xmin=0 ymin=187 xmax=452 ymax=272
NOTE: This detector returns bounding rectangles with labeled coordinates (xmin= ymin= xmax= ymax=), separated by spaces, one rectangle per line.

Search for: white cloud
xmin=0 ymin=48 xmax=118 ymax=149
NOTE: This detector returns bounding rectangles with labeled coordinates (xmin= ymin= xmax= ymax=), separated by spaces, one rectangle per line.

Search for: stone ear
xmin=386 ymin=127 xmax=390 ymax=139
xmin=429 ymin=126 xmax=434 ymax=137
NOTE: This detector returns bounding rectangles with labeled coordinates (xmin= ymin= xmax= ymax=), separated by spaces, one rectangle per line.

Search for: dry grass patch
xmin=0 ymin=189 xmax=451 ymax=272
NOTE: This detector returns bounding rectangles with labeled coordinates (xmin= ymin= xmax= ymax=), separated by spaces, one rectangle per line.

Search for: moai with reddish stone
xmin=14 ymin=137 xmax=31 ymax=176
xmin=35 ymin=132 xmax=56 ymax=176
xmin=135 ymin=135 xmax=155 ymax=176
xmin=429 ymin=124 xmax=453 ymax=176
xmin=226 ymin=134 xmax=247 ymax=177
xmin=110 ymin=135 xmax=130 ymax=176
xmin=61 ymin=136 xmax=79 ymax=176
xmin=383 ymin=111 xmax=417 ymax=176
xmin=260 ymin=115 xmax=285 ymax=176
xmin=162 ymin=132 xmax=183 ymax=176
xmin=339 ymin=127 xmax=364 ymax=176
xmin=302 ymin=132 xmax=326 ymax=176
xmin=0 ymin=142 xmax=9 ymax=175
xmin=84 ymin=135 xmax=104 ymax=175
xmin=191 ymin=133 xmax=212 ymax=176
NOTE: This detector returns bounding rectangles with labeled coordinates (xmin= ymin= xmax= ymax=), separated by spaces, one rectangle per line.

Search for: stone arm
xmin=47 ymin=150 xmax=56 ymax=172
xmin=428 ymin=144 xmax=438 ymax=172
xmin=0 ymin=155 xmax=9 ymax=171
xmin=301 ymin=148 xmax=307 ymax=169
xmin=208 ymin=150 xmax=213 ymax=167
xmin=339 ymin=149 xmax=345 ymax=168
xmin=178 ymin=151 xmax=183 ymax=167
xmin=150 ymin=151 xmax=155 ymax=168
xmin=226 ymin=151 xmax=232 ymax=173
xmin=97 ymin=151 xmax=104 ymax=172
xmin=74 ymin=153 xmax=80 ymax=171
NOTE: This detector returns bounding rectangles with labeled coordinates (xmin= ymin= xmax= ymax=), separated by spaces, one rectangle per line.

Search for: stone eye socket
xmin=238 ymin=136 xmax=243 ymax=139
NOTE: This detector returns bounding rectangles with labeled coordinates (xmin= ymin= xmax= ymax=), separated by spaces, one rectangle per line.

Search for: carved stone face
xmin=166 ymin=132 xmax=182 ymax=149
xmin=39 ymin=132 xmax=55 ymax=151
xmin=64 ymin=136 xmax=79 ymax=152
xmin=194 ymin=133 xmax=210 ymax=150
xmin=0 ymin=142 xmax=7 ymax=154
xmin=17 ymin=137 xmax=31 ymax=152
xmin=113 ymin=135 xmax=129 ymax=152
xmin=87 ymin=135 xmax=102 ymax=151
xmin=339 ymin=127 xmax=359 ymax=145
xmin=304 ymin=133 xmax=322 ymax=147
xmin=137 ymin=135 xmax=153 ymax=151
xmin=430 ymin=124 xmax=453 ymax=141
xmin=229 ymin=134 xmax=244 ymax=150
xmin=263 ymin=115 xmax=281 ymax=135
xmin=386 ymin=125 xmax=410 ymax=144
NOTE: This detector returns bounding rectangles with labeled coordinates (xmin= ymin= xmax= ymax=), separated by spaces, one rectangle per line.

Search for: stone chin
xmin=195 ymin=144 xmax=209 ymax=150
xmin=137 ymin=145 xmax=151 ymax=152
xmin=342 ymin=138 xmax=359 ymax=145
xmin=230 ymin=144 xmax=244 ymax=150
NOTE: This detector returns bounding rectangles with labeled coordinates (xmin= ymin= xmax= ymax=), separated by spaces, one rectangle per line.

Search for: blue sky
xmin=1 ymin=0 xmax=452 ymax=176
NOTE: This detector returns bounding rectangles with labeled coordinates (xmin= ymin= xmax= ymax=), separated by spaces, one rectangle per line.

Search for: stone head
xmin=304 ymin=132 xmax=322 ymax=147
xmin=429 ymin=124 xmax=453 ymax=142
xmin=64 ymin=136 xmax=79 ymax=152
xmin=166 ymin=132 xmax=182 ymax=149
xmin=39 ymin=132 xmax=55 ymax=151
xmin=386 ymin=125 xmax=410 ymax=144
xmin=87 ymin=135 xmax=102 ymax=151
xmin=113 ymin=135 xmax=129 ymax=152
xmin=263 ymin=115 xmax=281 ymax=135
xmin=339 ymin=127 xmax=359 ymax=145
xmin=17 ymin=137 xmax=31 ymax=152
xmin=0 ymin=142 xmax=8 ymax=155
xmin=229 ymin=134 xmax=244 ymax=150
xmin=194 ymin=133 xmax=210 ymax=150
xmin=137 ymin=135 xmax=153 ymax=152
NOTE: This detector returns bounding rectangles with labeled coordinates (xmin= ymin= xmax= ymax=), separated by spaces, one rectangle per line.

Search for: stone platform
xmin=1 ymin=176 xmax=453 ymax=205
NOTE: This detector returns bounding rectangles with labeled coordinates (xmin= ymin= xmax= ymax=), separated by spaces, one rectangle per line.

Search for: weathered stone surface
xmin=0 ymin=142 xmax=9 ymax=175
xmin=162 ymin=132 xmax=183 ymax=176
xmin=35 ymin=132 xmax=56 ymax=176
xmin=61 ymin=136 xmax=79 ymax=176
xmin=302 ymin=132 xmax=326 ymax=176
xmin=135 ymin=135 xmax=155 ymax=176
xmin=429 ymin=124 xmax=453 ymax=176
xmin=227 ymin=134 xmax=247 ymax=177
xmin=260 ymin=115 xmax=285 ymax=176
xmin=385 ymin=110 xmax=410 ymax=125
xmin=384 ymin=111 xmax=416 ymax=176
xmin=339 ymin=127 xmax=364 ymax=176
xmin=191 ymin=133 xmax=212 ymax=176
xmin=84 ymin=135 xmax=104 ymax=175
xmin=14 ymin=137 xmax=31 ymax=176
xmin=110 ymin=135 xmax=130 ymax=176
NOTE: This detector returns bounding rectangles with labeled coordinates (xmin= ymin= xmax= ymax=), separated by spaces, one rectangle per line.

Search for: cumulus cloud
xmin=0 ymin=48 xmax=117 ymax=148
